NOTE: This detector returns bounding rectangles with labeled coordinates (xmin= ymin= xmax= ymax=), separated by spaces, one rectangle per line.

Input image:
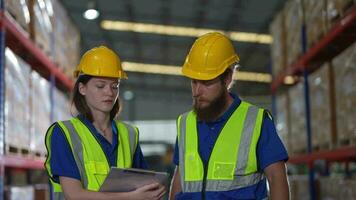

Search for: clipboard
xmin=99 ymin=167 xmax=169 ymax=192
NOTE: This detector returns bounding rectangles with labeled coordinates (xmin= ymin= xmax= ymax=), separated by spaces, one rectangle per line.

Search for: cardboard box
xmin=5 ymin=48 xmax=31 ymax=150
xmin=270 ymin=11 xmax=287 ymax=76
xmin=309 ymin=63 xmax=332 ymax=149
xmin=332 ymin=43 xmax=356 ymax=143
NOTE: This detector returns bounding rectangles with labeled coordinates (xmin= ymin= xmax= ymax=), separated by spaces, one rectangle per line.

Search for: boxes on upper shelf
xmin=51 ymin=0 xmax=80 ymax=79
xmin=326 ymin=0 xmax=355 ymax=25
xmin=25 ymin=0 xmax=80 ymax=78
xmin=270 ymin=11 xmax=287 ymax=76
xmin=4 ymin=0 xmax=31 ymax=32
xmin=284 ymin=0 xmax=304 ymax=66
xmin=32 ymin=0 xmax=54 ymax=57
xmin=304 ymin=0 xmax=329 ymax=49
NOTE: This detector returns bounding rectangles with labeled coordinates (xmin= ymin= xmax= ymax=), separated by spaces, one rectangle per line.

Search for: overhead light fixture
xmin=233 ymin=71 xmax=272 ymax=83
xmin=84 ymin=9 xmax=99 ymax=20
xmin=83 ymin=1 xmax=99 ymax=20
xmin=122 ymin=62 xmax=181 ymax=75
xmin=101 ymin=20 xmax=272 ymax=44
xmin=122 ymin=62 xmax=272 ymax=83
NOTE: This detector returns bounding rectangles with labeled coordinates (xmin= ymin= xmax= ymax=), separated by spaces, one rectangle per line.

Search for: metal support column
xmin=0 ymin=0 xmax=6 ymax=198
xmin=49 ymin=74 xmax=55 ymax=123
xmin=301 ymin=24 xmax=316 ymax=200
xmin=267 ymin=61 xmax=277 ymax=117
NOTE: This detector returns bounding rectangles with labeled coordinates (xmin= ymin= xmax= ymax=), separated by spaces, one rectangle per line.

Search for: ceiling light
xmin=122 ymin=62 xmax=181 ymax=75
xmin=233 ymin=71 xmax=272 ymax=83
xmin=83 ymin=9 xmax=99 ymax=20
xmin=101 ymin=20 xmax=272 ymax=44
xmin=122 ymin=62 xmax=272 ymax=83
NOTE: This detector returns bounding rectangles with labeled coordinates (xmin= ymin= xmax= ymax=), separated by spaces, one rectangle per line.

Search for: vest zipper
xmin=202 ymin=163 xmax=208 ymax=200
xmin=199 ymin=110 xmax=234 ymax=200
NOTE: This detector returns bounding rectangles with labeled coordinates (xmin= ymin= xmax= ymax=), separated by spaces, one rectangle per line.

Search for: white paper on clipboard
xmin=99 ymin=167 xmax=169 ymax=192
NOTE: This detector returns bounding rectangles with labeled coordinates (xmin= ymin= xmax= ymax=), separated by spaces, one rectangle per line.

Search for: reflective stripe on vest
xmin=44 ymin=118 xmax=138 ymax=199
xmin=178 ymin=101 xmax=265 ymax=193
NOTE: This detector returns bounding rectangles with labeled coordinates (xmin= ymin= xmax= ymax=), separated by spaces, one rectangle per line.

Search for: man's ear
xmin=78 ymin=82 xmax=86 ymax=96
xmin=225 ymin=70 xmax=233 ymax=87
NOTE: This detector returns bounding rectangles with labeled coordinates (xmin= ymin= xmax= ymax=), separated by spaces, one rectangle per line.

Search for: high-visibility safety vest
xmin=44 ymin=117 xmax=138 ymax=199
xmin=177 ymin=101 xmax=265 ymax=195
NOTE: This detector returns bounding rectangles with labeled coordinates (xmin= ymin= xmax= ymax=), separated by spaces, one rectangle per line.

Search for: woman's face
xmin=79 ymin=77 xmax=120 ymax=114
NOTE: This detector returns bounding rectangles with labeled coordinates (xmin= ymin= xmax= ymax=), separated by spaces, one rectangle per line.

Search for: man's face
xmin=191 ymin=77 xmax=228 ymax=121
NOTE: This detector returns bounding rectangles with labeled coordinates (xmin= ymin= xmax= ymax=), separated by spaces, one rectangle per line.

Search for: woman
xmin=45 ymin=46 xmax=165 ymax=200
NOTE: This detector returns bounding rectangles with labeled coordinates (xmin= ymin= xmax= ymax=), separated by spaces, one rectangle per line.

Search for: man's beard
xmin=193 ymin=89 xmax=228 ymax=122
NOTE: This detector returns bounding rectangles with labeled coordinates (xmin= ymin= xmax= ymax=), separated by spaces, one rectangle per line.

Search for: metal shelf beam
xmin=288 ymin=145 xmax=356 ymax=164
xmin=271 ymin=6 xmax=356 ymax=92
xmin=0 ymin=155 xmax=44 ymax=170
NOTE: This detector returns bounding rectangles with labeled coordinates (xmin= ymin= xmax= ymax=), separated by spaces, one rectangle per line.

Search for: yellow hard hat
xmin=74 ymin=46 xmax=128 ymax=79
xmin=182 ymin=32 xmax=240 ymax=80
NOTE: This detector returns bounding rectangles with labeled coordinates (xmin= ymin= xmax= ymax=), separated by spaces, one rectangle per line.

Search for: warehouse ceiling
xmin=60 ymin=0 xmax=285 ymax=96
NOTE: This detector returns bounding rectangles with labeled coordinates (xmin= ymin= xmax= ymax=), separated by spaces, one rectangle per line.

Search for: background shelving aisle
xmin=0 ymin=0 xmax=355 ymax=199
xmin=270 ymin=0 xmax=356 ymax=199
xmin=0 ymin=0 xmax=79 ymax=199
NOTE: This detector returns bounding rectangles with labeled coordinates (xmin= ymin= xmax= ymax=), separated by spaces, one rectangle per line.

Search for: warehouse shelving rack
xmin=0 ymin=0 xmax=74 ymax=197
xmin=271 ymin=6 xmax=356 ymax=92
xmin=271 ymin=5 xmax=356 ymax=200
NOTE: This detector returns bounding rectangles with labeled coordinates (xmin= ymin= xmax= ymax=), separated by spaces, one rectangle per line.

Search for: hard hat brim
xmin=182 ymin=65 xmax=223 ymax=80
xmin=74 ymin=70 xmax=128 ymax=79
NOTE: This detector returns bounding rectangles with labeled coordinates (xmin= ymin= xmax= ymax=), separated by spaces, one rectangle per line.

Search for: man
xmin=169 ymin=32 xmax=289 ymax=200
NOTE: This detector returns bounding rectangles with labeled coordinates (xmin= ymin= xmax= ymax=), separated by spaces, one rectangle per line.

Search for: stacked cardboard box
xmin=304 ymin=0 xmax=328 ymax=49
xmin=30 ymin=71 xmax=51 ymax=155
xmin=289 ymin=175 xmax=317 ymax=199
xmin=276 ymin=93 xmax=291 ymax=152
xmin=5 ymin=0 xmax=80 ymax=80
xmin=270 ymin=11 xmax=287 ymax=76
xmin=284 ymin=0 xmax=304 ymax=66
xmin=32 ymin=0 xmax=54 ymax=56
xmin=5 ymin=186 xmax=34 ymax=200
xmin=289 ymin=82 xmax=307 ymax=154
xmin=4 ymin=48 xmax=31 ymax=151
xmin=319 ymin=176 xmax=356 ymax=199
xmin=326 ymin=0 xmax=355 ymax=24
xmin=309 ymin=63 xmax=332 ymax=149
xmin=4 ymin=0 xmax=31 ymax=32
xmin=51 ymin=0 xmax=80 ymax=78
xmin=332 ymin=42 xmax=356 ymax=144
xmin=52 ymin=88 xmax=71 ymax=122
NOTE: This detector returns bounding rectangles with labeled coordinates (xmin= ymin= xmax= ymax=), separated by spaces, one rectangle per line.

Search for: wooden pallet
xmin=337 ymin=137 xmax=356 ymax=147
xmin=5 ymin=144 xmax=47 ymax=159
xmin=313 ymin=142 xmax=336 ymax=152
xmin=6 ymin=144 xmax=30 ymax=157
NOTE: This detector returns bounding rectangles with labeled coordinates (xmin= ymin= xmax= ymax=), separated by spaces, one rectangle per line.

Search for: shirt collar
xmin=77 ymin=115 xmax=117 ymax=135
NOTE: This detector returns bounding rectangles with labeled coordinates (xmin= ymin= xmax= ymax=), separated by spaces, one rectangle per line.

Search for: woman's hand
xmin=130 ymin=182 xmax=166 ymax=200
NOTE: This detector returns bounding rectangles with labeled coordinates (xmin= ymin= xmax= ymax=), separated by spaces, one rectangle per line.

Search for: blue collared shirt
xmin=49 ymin=116 xmax=147 ymax=183
xmin=173 ymin=93 xmax=288 ymax=200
